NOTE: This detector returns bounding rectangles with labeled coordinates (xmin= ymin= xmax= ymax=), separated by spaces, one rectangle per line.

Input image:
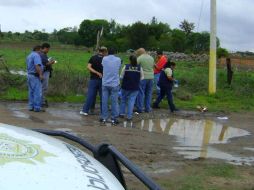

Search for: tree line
xmin=0 ymin=17 xmax=228 ymax=54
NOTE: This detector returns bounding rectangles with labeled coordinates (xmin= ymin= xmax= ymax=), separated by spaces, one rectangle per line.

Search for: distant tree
xmin=22 ymin=30 xmax=33 ymax=40
xmin=32 ymin=30 xmax=49 ymax=41
xmin=157 ymin=33 xmax=173 ymax=51
xmin=179 ymin=19 xmax=195 ymax=35
xmin=48 ymin=29 xmax=58 ymax=42
xmin=14 ymin=32 xmax=20 ymax=36
xmin=0 ymin=26 xmax=3 ymax=39
xmin=57 ymin=27 xmax=81 ymax=45
xmin=107 ymin=19 xmax=126 ymax=39
xmin=78 ymin=19 xmax=110 ymax=47
xmin=7 ymin=31 xmax=12 ymax=39
xmin=217 ymin=47 xmax=229 ymax=58
xmin=148 ymin=19 xmax=170 ymax=40
xmin=128 ymin=22 xmax=149 ymax=49
xmin=171 ymin=29 xmax=186 ymax=52
xmin=186 ymin=32 xmax=210 ymax=53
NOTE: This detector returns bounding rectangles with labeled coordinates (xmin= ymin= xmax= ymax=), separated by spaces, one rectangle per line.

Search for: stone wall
xmin=149 ymin=51 xmax=209 ymax=63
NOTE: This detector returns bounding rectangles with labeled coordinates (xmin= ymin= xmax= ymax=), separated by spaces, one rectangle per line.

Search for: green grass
xmin=0 ymin=42 xmax=254 ymax=112
xmin=204 ymin=164 xmax=239 ymax=179
xmin=0 ymin=88 xmax=27 ymax=100
xmin=0 ymin=47 xmax=90 ymax=72
xmin=159 ymin=163 xmax=251 ymax=190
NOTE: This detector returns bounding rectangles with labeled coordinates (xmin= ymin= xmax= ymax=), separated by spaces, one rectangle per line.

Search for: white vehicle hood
xmin=0 ymin=123 xmax=125 ymax=190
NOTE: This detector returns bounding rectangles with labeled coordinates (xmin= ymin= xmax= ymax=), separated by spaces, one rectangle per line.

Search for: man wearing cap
xmin=80 ymin=47 xmax=108 ymax=116
xmin=26 ymin=45 xmax=44 ymax=112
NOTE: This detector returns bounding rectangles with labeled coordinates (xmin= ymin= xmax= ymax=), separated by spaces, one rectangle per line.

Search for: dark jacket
xmin=121 ymin=64 xmax=141 ymax=91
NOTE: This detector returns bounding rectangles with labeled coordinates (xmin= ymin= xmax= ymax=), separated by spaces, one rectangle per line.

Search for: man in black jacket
xmin=40 ymin=43 xmax=56 ymax=107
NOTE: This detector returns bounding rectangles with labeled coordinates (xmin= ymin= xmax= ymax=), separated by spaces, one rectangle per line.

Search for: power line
xmin=197 ymin=0 xmax=205 ymax=32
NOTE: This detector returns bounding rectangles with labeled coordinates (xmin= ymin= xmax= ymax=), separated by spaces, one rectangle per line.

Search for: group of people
xmin=26 ymin=43 xmax=55 ymax=112
xmin=26 ymin=44 xmax=178 ymax=121
xmin=80 ymin=46 xmax=178 ymax=125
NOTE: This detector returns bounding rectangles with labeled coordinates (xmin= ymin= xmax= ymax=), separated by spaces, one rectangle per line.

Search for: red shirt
xmin=154 ymin=55 xmax=167 ymax=74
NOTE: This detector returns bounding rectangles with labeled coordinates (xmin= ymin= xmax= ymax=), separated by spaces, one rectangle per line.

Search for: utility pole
xmin=209 ymin=0 xmax=217 ymax=94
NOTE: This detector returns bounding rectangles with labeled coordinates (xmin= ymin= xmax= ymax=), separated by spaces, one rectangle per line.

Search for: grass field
xmin=159 ymin=163 xmax=254 ymax=190
xmin=0 ymin=42 xmax=254 ymax=112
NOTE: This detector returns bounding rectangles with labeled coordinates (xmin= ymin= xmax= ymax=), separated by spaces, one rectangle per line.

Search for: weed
xmin=205 ymin=164 xmax=239 ymax=179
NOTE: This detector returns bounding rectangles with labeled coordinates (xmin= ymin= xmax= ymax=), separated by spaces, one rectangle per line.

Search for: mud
xmin=0 ymin=101 xmax=254 ymax=189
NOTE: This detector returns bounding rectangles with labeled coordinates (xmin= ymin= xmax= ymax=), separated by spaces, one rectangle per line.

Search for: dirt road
xmin=1 ymin=101 xmax=254 ymax=189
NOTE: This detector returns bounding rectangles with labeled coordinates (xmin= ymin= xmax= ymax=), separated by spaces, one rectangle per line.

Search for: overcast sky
xmin=0 ymin=0 xmax=253 ymax=52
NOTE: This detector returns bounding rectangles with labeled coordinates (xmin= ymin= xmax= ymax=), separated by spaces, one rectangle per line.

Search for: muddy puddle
xmin=9 ymin=106 xmax=254 ymax=165
xmin=10 ymin=70 xmax=27 ymax=76
xmin=47 ymin=110 xmax=82 ymax=120
xmin=126 ymin=119 xmax=254 ymax=165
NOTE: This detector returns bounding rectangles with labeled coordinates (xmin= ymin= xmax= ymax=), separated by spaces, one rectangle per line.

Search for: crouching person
xmin=152 ymin=62 xmax=178 ymax=113
xmin=120 ymin=55 xmax=144 ymax=121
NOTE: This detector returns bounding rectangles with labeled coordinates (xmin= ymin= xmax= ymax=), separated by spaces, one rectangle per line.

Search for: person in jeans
xmin=100 ymin=48 xmax=121 ymax=125
xmin=153 ymin=62 xmax=178 ymax=113
xmin=80 ymin=47 xmax=108 ymax=116
xmin=119 ymin=55 xmax=144 ymax=120
xmin=26 ymin=45 xmax=44 ymax=112
xmin=40 ymin=43 xmax=56 ymax=108
xmin=135 ymin=48 xmax=154 ymax=113
xmin=154 ymin=50 xmax=167 ymax=97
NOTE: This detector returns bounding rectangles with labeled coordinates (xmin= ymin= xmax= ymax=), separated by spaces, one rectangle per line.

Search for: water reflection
xmin=12 ymin=111 xmax=29 ymax=119
xmin=12 ymin=110 xmax=44 ymax=123
xmin=47 ymin=120 xmax=81 ymax=127
xmin=47 ymin=110 xmax=82 ymax=120
xmin=10 ymin=70 xmax=27 ymax=76
xmin=130 ymin=119 xmax=254 ymax=165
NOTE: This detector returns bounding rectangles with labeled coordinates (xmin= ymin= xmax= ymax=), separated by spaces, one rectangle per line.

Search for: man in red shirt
xmin=154 ymin=50 xmax=167 ymax=97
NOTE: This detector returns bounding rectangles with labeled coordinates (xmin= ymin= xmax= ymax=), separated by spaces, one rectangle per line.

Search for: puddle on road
xmin=152 ymin=168 xmax=174 ymax=174
xmin=47 ymin=110 xmax=82 ymax=120
xmin=10 ymin=70 xmax=27 ymax=76
xmin=244 ymin=147 xmax=254 ymax=152
xmin=12 ymin=111 xmax=30 ymax=119
xmin=12 ymin=110 xmax=45 ymax=123
xmin=11 ymin=109 xmax=83 ymax=127
xmin=127 ymin=119 xmax=254 ymax=165
xmin=29 ymin=116 xmax=45 ymax=123
xmin=47 ymin=120 xmax=81 ymax=127
xmin=10 ymin=108 xmax=254 ymax=165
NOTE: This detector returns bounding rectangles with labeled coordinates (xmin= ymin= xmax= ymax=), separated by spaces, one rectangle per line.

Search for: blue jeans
xmin=82 ymin=79 xmax=102 ymax=113
xmin=136 ymin=79 xmax=153 ymax=112
xmin=154 ymin=73 xmax=161 ymax=96
xmin=27 ymin=74 xmax=42 ymax=111
xmin=101 ymin=85 xmax=119 ymax=120
xmin=154 ymin=85 xmax=176 ymax=112
xmin=120 ymin=89 xmax=139 ymax=119
xmin=42 ymin=71 xmax=50 ymax=104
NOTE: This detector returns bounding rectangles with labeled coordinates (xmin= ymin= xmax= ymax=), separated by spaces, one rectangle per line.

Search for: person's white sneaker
xmin=80 ymin=111 xmax=88 ymax=116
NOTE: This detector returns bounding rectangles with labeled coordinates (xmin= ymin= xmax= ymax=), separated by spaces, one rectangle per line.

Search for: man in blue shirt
xmin=100 ymin=48 xmax=121 ymax=125
xmin=26 ymin=45 xmax=44 ymax=112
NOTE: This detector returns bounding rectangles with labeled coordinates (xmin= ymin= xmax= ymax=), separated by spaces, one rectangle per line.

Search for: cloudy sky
xmin=0 ymin=0 xmax=253 ymax=52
